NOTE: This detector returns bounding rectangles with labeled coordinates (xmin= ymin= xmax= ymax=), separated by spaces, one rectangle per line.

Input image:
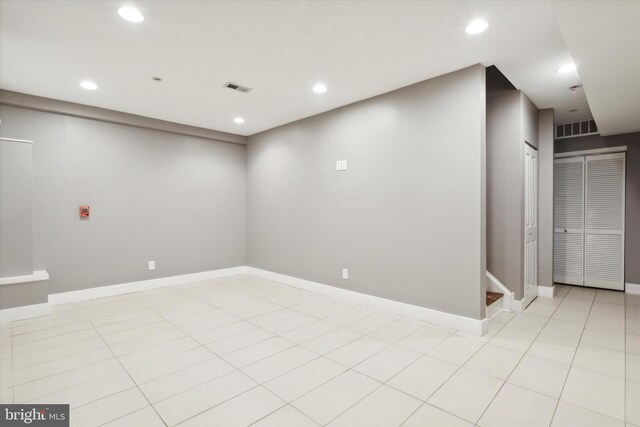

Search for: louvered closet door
xmin=554 ymin=157 xmax=585 ymax=286
xmin=584 ymin=153 xmax=625 ymax=290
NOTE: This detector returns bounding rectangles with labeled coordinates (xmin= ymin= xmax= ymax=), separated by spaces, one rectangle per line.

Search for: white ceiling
xmin=0 ymin=0 xmax=627 ymax=136
xmin=553 ymin=1 xmax=640 ymax=136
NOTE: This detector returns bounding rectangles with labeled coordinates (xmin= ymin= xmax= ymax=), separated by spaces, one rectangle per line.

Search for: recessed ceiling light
xmin=556 ymin=63 xmax=576 ymax=74
xmin=79 ymin=80 xmax=98 ymax=90
xmin=465 ymin=20 xmax=489 ymax=35
xmin=118 ymin=6 xmax=144 ymax=23
xmin=313 ymin=83 xmax=327 ymax=94
xmin=233 ymin=117 xmax=245 ymax=124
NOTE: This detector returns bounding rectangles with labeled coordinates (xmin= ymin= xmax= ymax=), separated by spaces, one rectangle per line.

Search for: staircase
xmin=486 ymin=291 xmax=504 ymax=319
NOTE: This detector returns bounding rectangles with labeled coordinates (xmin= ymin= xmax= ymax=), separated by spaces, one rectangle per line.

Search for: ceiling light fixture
xmin=233 ymin=117 xmax=245 ymax=124
xmin=118 ymin=6 xmax=145 ymax=23
xmin=465 ymin=20 xmax=489 ymax=35
xmin=313 ymin=83 xmax=327 ymax=94
xmin=556 ymin=63 xmax=576 ymax=74
xmin=79 ymin=80 xmax=98 ymax=90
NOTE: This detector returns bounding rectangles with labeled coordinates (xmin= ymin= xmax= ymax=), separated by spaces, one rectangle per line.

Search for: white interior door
xmin=584 ymin=153 xmax=625 ymax=290
xmin=554 ymin=157 xmax=585 ymax=286
xmin=524 ymin=144 xmax=538 ymax=303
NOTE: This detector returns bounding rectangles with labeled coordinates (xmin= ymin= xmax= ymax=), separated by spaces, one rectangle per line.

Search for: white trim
xmin=486 ymin=271 xmax=514 ymax=312
xmin=626 ymin=283 xmax=640 ymax=295
xmin=0 ymin=136 xmax=34 ymax=144
xmin=247 ymin=267 xmax=487 ymax=336
xmin=0 ymin=303 xmax=50 ymax=323
xmin=555 ymin=146 xmax=627 ymax=159
xmin=0 ymin=270 xmax=49 ymax=286
xmin=486 ymin=298 xmax=503 ymax=320
xmin=49 ymin=266 xmax=246 ymax=305
xmin=513 ymin=298 xmax=524 ymax=313
xmin=538 ymin=286 xmax=556 ymax=298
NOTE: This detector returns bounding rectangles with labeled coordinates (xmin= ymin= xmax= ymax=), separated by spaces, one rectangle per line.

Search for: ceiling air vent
xmin=223 ymin=82 xmax=252 ymax=93
xmin=555 ymin=120 xmax=598 ymax=140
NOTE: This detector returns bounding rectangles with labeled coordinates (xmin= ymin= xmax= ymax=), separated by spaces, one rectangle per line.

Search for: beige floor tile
xmin=264 ymin=357 xmax=346 ymax=402
xmin=573 ymin=344 xmax=625 ymax=379
xmin=478 ymin=383 xmax=556 ymax=427
xmin=117 ymin=336 xmax=200 ymax=369
xmin=302 ymin=327 xmax=362 ymax=354
xmin=12 ymin=347 xmax=114 ymax=385
xmin=464 ymin=343 xmax=523 ymax=380
xmin=206 ymin=327 xmax=273 ymax=355
xmin=251 ymin=404 xmax=320 ymax=427
xmin=241 ymin=346 xmax=318 ymax=383
xmin=28 ymin=371 xmax=134 ymax=408
xmin=367 ymin=318 xmax=424 ymax=343
xmin=153 ymin=370 xmax=256 ymax=426
xmin=327 ymin=384 xmax=421 ymax=427
xmin=13 ymin=358 xmax=123 ymax=403
xmin=401 ymin=403 xmax=473 ymax=426
xmin=387 ymin=354 xmax=458 ymax=400
xmin=428 ymin=334 xmax=484 ymax=365
xmin=180 ymin=386 xmax=285 ymax=427
xmin=551 ymin=401 xmax=624 ymax=427
xmin=353 ymin=345 xmax=420 ymax=382
xmin=561 ymin=366 xmax=625 ymax=420
xmin=627 ymin=381 xmax=640 ymax=425
xmin=222 ymin=336 xmax=294 ymax=368
xmin=102 ymin=406 xmax=165 ymax=427
xmin=125 ymin=346 xmax=215 ymax=383
xmin=427 ymin=368 xmax=503 ymax=423
xmin=508 ymin=354 xmax=570 ymax=398
xmin=70 ymin=387 xmax=149 ymax=427
xmin=281 ymin=320 xmax=339 ymax=344
xmin=348 ymin=312 xmax=398 ymax=334
xmin=139 ymin=357 xmax=235 ymax=403
xmin=292 ymin=370 xmax=380 ymax=425
xmin=396 ymin=325 xmax=452 ymax=353
xmin=325 ymin=335 xmax=389 ymax=367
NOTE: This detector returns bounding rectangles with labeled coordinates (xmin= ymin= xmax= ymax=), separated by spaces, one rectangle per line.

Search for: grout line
xmin=91 ymin=311 xmax=169 ymax=427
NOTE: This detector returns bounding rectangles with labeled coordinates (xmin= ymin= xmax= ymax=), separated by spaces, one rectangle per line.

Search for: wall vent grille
xmin=223 ymin=82 xmax=252 ymax=93
xmin=555 ymin=120 xmax=598 ymax=140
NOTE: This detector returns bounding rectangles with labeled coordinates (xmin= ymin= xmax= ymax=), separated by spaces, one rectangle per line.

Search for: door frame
xmin=523 ymin=143 xmax=539 ymax=308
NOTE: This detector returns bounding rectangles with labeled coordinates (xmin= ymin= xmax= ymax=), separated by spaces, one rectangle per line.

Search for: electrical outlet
xmin=342 ymin=268 xmax=349 ymax=279
xmin=336 ymin=160 xmax=342 ymax=171
xmin=341 ymin=160 xmax=347 ymax=170
xmin=148 ymin=261 xmax=155 ymax=270
xmin=336 ymin=160 xmax=348 ymax=171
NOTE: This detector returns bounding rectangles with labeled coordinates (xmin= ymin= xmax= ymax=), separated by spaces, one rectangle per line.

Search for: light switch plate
xmin=342 ymin=268 xmax=349 ymax=279
xmin=148 ymin=261 xmax=156 ymax=270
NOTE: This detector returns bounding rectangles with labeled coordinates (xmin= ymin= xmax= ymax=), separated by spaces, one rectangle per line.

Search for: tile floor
xmin=1 ymin=276 xmax=639 ymax=427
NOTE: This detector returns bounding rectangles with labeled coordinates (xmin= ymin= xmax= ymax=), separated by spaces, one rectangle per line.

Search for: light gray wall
xmin=555 ymin=132 xmax=640 ymax=284
xmin=486 ymin=67 xmax=539 ymax=300
xmin=247 ymin=65 xmax=486 ymax=320
xmin=0 ymin=140 xmax=34 ymax=277
xmin=538 ymin=109 xmax=555 ymax=288
xmin=486 ymin=68 xmax=522 ymax=298
xmin=0 ymin=105 xmax=246 ymax=308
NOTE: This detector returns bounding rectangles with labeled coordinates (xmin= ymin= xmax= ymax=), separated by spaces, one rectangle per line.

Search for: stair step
xmin=486 ymin=291 xmax=503 ymax=306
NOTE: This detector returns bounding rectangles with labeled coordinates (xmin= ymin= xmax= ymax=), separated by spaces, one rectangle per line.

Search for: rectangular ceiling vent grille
xmin=223 ymin=82 xmax=252 ymax=93
xmin=555 ymin=120 xmax=598 ymax=140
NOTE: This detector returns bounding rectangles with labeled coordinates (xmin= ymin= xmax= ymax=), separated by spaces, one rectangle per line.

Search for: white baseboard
xmin=486 ymin=271 xmax=514 ymax=312
xmin=486 ymin=298 xmax=503 ymax=320
xmin=247 ymin=267 xmax=488 ymax=336
xmin=0 ymin=270 xmax=49 ymax=286
xmin=0 ymin=303 xmax=51 ymax=323
xmin=512 ymin=298 xmax=524 ymax=313
xmin=538 ymin=286 xmax=555 ymax=298
xmin=627 ymin=283 xmax=640 ymax=295
xmin=49 ymin=266 xmax=246 ymax=305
